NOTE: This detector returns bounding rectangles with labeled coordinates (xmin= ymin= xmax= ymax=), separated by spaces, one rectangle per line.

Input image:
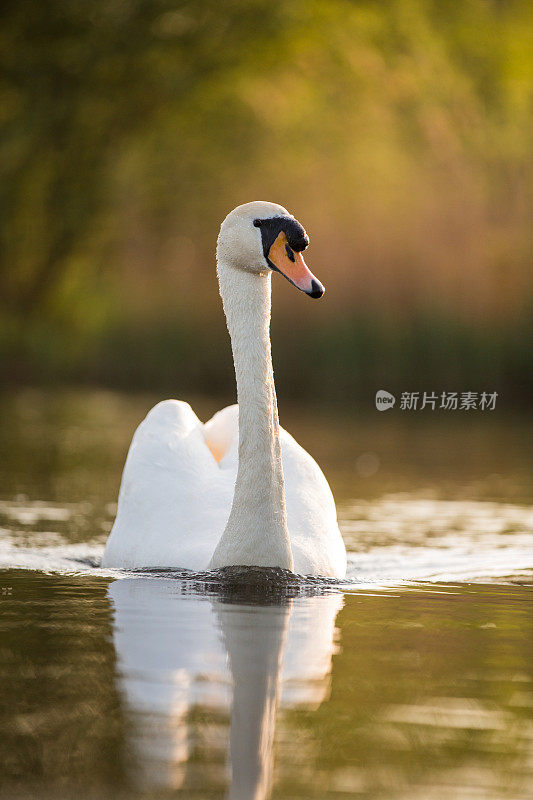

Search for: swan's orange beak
xmin=268 ymin=231 xmax=324 ymax=299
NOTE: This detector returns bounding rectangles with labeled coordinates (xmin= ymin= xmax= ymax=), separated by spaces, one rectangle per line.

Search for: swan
xmin=102 ymin=201 xmax=347 ymax=577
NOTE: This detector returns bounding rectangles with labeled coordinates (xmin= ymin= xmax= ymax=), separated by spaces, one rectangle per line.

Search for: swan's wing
xmin=103 ymin=399 xmax=345 ymax=575
xmin=203 ymin=411 xmax=346 ymax=576
xmin=203 ymin=404 xmax=239 ymax=466
xmin=280 ymin=428 xmax=347 ymax=578
xmin=103 ymin=400 xmax=235 ymax=570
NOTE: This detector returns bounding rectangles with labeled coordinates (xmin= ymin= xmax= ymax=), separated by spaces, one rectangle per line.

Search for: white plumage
xmin=103 ymin=400 xmax=346 ymax=575
xmin=102 ymin=201 xmax=347 ymax=577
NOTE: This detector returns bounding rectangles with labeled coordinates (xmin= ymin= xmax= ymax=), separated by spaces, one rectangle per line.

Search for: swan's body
xmin=102 ymin=400 xmax=346 ymax=575
xmin=102 ymin=201 xmax=346 ymax=577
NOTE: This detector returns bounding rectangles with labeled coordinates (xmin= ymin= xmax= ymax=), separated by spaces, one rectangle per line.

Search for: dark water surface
xmin=0 ymin=390 xmax=532 ymax=799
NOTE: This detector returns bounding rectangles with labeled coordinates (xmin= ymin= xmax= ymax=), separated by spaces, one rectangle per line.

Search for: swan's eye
xmin=285 ymin=244 xmax=295 ymax=263
xmin=253 ymin=219 xmax=262 ymax=227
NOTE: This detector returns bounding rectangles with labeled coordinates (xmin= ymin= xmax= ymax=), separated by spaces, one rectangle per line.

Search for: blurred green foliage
xmin=1 ymin=0 xmax=533 ymax=403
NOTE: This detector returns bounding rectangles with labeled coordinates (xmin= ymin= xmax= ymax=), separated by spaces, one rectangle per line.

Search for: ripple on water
xmin=0 ymin=494 xmax=532 ymax=586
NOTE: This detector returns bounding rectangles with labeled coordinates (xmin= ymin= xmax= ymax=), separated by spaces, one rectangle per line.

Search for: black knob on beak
xmin=307 ymin=279 xmax=325 ymax=299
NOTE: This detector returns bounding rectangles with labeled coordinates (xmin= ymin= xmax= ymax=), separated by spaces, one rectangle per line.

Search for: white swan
xmin=102 ymin=201 xmax=346 ymax=577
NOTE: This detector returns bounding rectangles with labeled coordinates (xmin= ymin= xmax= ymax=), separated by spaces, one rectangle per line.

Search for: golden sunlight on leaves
xmin=1 ymin=0 xmax=532 ymax=400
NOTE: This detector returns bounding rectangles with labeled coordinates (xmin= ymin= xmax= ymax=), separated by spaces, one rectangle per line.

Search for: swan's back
xmin=102 ymin=400 xmax=235 ymax=570
xmin=102 ymin=400 xmax=346 ymax=577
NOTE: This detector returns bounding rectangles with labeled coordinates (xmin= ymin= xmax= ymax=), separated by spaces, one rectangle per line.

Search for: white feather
xmin=102 ymin=202 xmax=347 ymax=578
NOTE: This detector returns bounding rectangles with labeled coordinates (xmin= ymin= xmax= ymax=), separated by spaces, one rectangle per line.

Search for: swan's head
xmin=217 ymin=201 xmax=324 ymax=298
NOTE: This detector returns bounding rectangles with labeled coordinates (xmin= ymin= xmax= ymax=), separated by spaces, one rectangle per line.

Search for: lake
xmin=1 ymin=389 xmax=532 ymax=799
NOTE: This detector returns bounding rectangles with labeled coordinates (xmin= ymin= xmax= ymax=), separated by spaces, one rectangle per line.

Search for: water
xmin=0 ymin=389 xmax=532 ymax=799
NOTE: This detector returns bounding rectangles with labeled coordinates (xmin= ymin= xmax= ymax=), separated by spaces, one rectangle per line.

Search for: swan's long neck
xmin=209 ymin=259 xmax=293 ymax=571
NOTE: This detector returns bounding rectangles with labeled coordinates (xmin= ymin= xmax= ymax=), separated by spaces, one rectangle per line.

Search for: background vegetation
xmin=2 ymin=0 xmax=533 ymax=405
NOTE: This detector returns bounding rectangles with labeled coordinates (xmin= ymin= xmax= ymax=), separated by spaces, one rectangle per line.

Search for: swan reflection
xmin=108 ymin=578 xmax=342 ymax=798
